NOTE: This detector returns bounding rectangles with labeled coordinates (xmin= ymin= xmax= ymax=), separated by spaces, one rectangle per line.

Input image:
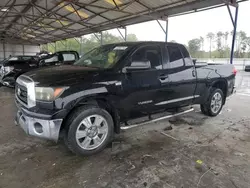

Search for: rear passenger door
xmin=160 ymin=45 xmax=196 ymax=107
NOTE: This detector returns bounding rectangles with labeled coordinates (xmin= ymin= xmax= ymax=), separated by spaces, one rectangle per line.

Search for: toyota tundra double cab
xmin=15 ymin=42 xmax=236 ymax=155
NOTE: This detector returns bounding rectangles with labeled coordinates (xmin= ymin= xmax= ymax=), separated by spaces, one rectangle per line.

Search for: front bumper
xmin=0 ymin=75 xmax=15 ymax=87
xmin=15 ymin=110 xmax=63 ymax=142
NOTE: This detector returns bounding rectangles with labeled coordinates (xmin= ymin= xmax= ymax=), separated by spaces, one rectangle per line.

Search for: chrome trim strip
xmin=121 ymin=108 xmax=194 ymax=130
xmin=155 ymin=95 xmax=200 ymax=106
xmin=16 ymin=75 xmax=36 ymax=108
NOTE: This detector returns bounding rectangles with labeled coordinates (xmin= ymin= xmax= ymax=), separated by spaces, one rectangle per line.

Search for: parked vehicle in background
xmin=245 ymin=64 xmax=250 ymax=72
xmin=0 ymin=51 xmax=79 ymax=87
xmin=39 ymin=51 xmax=79 ymax=66
xmin=15 ymin=42 xmax=236 ymax=156
xmin=0 ymin=56 xmax=39 ymax=87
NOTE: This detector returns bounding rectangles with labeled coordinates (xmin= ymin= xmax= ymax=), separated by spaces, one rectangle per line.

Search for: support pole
xmin=3 ymin=42 xmax=6 ymax=59
xmin=230 ymin=5 xmax=239 ymax=65
xmin=125 ymin=27 xmax=127 ymax=41
xmin=227 ymin=5 xmax=235 ymax=27
xmin=165 ymin=19 xmax=168 ymax=42
xmin=156 ymin=19 xmax=168 ymax=42
xmin=22 ymin=44 xmax=25 ymax=55
xmin=55 ymin=41 xmax=57 ymax=52
xmin=117 ymin=27 xmax=127 ymax=41
xmin=80 ymin=37 xmax=83 ymax=56
xmin=100 ymin=32 xmax=103 ymax=45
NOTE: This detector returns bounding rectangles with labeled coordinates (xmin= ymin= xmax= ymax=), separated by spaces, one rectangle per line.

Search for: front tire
xmin=64 ymin=105 xmax=114 ymax=156
xmin=200 ymin=88 xmax=224 ymax=117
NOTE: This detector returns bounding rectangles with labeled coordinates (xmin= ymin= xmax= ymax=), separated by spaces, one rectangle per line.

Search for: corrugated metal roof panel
xmin=122 ymin=1 xmax=148 ymax=13
xmin=101 ymin=10 xmax=128 ymax=20
xmin=0 ymin=0 xmax=239 ymax=44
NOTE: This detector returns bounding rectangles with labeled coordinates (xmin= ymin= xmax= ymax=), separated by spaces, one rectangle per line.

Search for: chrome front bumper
xmin=15 ymin=110 xmax=63 ymax=142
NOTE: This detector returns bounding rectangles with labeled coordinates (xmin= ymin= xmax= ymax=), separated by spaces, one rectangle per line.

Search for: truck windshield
xmin=74 ymin=44 xmax=129 ymax=68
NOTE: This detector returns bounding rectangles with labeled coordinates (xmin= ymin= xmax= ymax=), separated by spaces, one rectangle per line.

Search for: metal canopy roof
xmin=0 ymin=0 xmax=239 ymax=44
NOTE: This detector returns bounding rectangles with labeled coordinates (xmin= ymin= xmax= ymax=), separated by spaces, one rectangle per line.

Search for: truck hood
xmin=24 ymin=65 xmax=100 ymax=86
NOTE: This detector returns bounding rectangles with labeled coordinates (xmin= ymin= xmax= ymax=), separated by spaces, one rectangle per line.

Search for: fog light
xmin=34 ymin=122 xmax=43 ymax=134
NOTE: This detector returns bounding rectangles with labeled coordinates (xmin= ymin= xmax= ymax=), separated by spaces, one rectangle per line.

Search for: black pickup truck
xmin=15 ymin=42 xmax=236 ymax=155
xmin=0 ymin=51 xmax=79 ymax=87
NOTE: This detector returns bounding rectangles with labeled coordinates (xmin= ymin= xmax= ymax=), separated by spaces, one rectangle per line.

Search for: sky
xmin=107 ymin=1 xmax=250 ymax=51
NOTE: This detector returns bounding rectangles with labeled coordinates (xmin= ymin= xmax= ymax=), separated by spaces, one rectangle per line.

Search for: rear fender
xmin=202 ymin=79 xmax=228 ymax=104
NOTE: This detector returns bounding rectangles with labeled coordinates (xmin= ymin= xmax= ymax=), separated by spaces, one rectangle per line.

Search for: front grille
xmin=16 ymin=84 xmax=28 ymax=105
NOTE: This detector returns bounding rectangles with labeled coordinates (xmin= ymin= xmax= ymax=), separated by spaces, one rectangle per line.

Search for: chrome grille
xmin=16 ymin=75 xmax=36 ymax=108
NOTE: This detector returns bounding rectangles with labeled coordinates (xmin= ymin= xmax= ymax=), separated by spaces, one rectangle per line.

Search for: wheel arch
xmin=60 ymin=95 xmax=121 ymax=137
xmin=211 ymin=79 xmax=228 ymax=104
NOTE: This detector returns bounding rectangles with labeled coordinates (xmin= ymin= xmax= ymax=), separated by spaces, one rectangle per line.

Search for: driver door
xmin=120 ymin=44 xmax=166 ymax=117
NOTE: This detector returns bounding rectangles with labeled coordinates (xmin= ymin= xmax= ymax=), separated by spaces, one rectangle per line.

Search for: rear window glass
xmin=167 ymin=46 xmax=184 ymax=68
xmin=45 ymin=56 xmax=58 ymax=63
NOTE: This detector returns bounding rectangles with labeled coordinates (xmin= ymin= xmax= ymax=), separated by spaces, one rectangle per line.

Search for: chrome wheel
xmin=76 ymin=115 xmax=108 ymax=150
xmin=210 ymin=92 xmax=222 ymax=114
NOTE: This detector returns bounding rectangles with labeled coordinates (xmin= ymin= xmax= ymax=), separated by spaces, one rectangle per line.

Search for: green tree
xmin=216 ymin=31 xmax=224 ymax=58
xmin=246 ymin=37 xmax=250 ymax=58
xmin=126 ymin=34 xmax=138 ymax=41
xmin=41 ymin=32 xmax=138 ymax=55
xmin=207 ymin=32 xmax=215 ymax=58
xmin=188 ymin=38 xmax=201 ymax=57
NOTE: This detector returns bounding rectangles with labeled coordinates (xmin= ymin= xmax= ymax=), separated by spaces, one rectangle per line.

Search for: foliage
xmin=188 ymin=30 xmax=250 ymax=58
xmin=188 ymin=38 xmax=201 ymax=57
xmin=41 ymin=31 xmax=138 ymax=55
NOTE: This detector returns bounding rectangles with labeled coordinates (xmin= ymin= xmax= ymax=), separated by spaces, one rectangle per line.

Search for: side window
xmin=63 ymin=53 xmax=76 ymax=61
xmin=179 ymin=45 xmax=193 ymax=66
xmin=167 ymin=46 xmax=184 ymax=68
xmin=44 ymin=56 xmax=58 ymax=63
xmin=131 ymin=45 xmax=162 ymax=70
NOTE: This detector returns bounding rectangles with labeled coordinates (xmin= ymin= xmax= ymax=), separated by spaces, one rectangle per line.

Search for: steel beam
xmin=230 ymin=5 xmax=239 ymax=65
xmin=156 ymin=19 xmax=168 ymax=42
xmin=100 ymin=32 xmax=103 ymax=45
xmin=125 ymin=27 xmax=127 ymax=41
xmin=117 ymin=28 xmax=127 ymax=41
xmin=165 ymin=19 xmax=168 ymax=42
xmin=227 ymin=5 xmax=235 ymax=27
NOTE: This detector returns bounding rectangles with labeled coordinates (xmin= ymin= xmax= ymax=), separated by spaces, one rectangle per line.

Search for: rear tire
xmin=200 ymin=104 xmax=208 ymax=115
xmin=64 ymin=105 xmax=114 ymax=156
xmin=200 ymin=88 xmax=224 ymax=117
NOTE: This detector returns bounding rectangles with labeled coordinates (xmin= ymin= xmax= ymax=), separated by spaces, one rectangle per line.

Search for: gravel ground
xmin=1 ymin=71 xmax=250 ymax=188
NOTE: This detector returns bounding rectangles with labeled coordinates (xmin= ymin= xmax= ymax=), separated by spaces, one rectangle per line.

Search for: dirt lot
xmin=1 ymin=72 xmax=250 ymax=188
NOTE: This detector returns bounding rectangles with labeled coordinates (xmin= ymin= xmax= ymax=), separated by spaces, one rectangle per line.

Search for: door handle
xmin=158 ymin=74 xmax=168 ymax=80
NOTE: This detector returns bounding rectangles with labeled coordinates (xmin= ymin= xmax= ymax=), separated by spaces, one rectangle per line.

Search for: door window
xmin=179 ymin=45 xmax=193 ymax=66
xmin=167 ymin=46 xmax=184 ymax=68
xmin=44 ymin=56 xmax=58 ymax=63
xmin=131 ymin=45 xmax=162 ymax=70
xmin=62 ymin=53 xmax=76 ymax=61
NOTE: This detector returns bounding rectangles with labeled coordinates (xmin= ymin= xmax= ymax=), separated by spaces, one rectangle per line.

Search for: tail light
xmin=233 ymin=67 xmax=237 ymax=75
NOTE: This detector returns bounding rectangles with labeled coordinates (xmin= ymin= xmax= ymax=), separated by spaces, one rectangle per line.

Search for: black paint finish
xmin=1 ymin=51 xmax=79 ymax=87
xmin=16 ymin=42 xmax=236 ymax=128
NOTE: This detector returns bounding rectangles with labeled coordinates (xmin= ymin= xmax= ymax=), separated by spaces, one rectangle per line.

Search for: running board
xmin=121 ymin=108 xmax=194 ymax=130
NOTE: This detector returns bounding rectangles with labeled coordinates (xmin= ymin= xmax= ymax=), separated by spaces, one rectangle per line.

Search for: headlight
xmin=3 ymin=66 xmax=14 ymax=74
xmin=35 ymin=87 xmax=66 ymax=101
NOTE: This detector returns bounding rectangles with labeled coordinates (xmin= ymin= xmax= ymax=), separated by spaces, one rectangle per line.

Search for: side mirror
xmin=193 ymin=59 xmax=197 ymax=65
xmin=123 ymin=60 xmax=151 ymax=73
